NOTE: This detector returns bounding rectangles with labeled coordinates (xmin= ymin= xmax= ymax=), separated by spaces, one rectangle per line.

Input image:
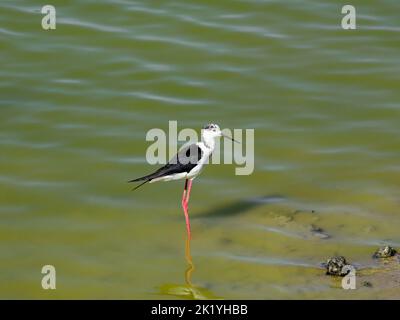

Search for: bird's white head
xmin=202 ymin=123 xmax=221 ymax=138
xmin=201 ymin=123 xmax=239 ymax=149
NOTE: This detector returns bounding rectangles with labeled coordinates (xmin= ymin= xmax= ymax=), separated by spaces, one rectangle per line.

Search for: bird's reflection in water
xmin=184 ymin=236 xmax=195 ymax=286
xmin=158 ymin=237 xmax=219 ymax=300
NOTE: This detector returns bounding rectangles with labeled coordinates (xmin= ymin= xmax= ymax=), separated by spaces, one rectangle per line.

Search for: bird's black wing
xmin=129 ymin=144 xmax=203 ymax=186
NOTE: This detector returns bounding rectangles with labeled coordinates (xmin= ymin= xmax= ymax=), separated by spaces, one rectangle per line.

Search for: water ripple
xmin=127 ymin=92 xmax=212 ymax=106
xmin=212 ymin=252 xmax=316 ymax=268
xmin=59 ymin=18 xmax=127 ymax=33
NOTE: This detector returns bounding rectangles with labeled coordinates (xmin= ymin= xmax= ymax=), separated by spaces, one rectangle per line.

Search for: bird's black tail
xmin=128 ymin=174 xmax=154 ymax=191
xmin=130 ymin=179 xmax=150 ymax=191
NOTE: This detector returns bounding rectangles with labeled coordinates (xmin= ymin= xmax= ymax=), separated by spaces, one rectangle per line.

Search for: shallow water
xmin=1 ymin=0 xmax=400 ymax=299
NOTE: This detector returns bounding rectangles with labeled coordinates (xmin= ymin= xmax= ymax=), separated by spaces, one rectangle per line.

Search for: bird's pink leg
xmin=181 ymin=179 xmax=193 ymax=239
xmin=185 ymin=179 xmax=193 ymax=204
xmin=182 ymin=179 xmax=188 ymax=203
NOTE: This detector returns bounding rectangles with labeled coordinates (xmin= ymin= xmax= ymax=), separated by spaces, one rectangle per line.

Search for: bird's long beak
xmin=222 ymin=133 xmax=240 ymax=144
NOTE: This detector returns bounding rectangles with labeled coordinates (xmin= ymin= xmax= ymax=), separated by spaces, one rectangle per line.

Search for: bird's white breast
xmin=186 ymin=142 xmax=213 ymax=179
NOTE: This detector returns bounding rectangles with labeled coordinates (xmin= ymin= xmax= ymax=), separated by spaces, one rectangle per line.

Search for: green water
xmin=1 ymin=0 xmax=400 ymax=299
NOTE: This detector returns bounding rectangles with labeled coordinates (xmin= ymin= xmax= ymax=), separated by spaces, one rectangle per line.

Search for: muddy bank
xmin=322 ymin=250 xmax=400 ymax=298
xmin=356 ymin=256 xmax=400 ymax=296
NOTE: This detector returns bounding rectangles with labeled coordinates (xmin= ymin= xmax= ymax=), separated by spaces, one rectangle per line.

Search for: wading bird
xmin=129 ymin=123 xmax=238 ymax=239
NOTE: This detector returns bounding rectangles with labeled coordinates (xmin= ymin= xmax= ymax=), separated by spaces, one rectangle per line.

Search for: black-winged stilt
xmin=129 ymin=123 xmax=238 ymax=239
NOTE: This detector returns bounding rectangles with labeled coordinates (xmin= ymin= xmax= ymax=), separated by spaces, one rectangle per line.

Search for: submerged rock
xmin=324 ymin=256 xmax=352 ymax=276
xmin=220 ymin=237 xmax=233 ymax=246
xmin=309 ymin=224 xmax=331 ymax=240
xmin=373 ymin=246 xmax=397 ymax=259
